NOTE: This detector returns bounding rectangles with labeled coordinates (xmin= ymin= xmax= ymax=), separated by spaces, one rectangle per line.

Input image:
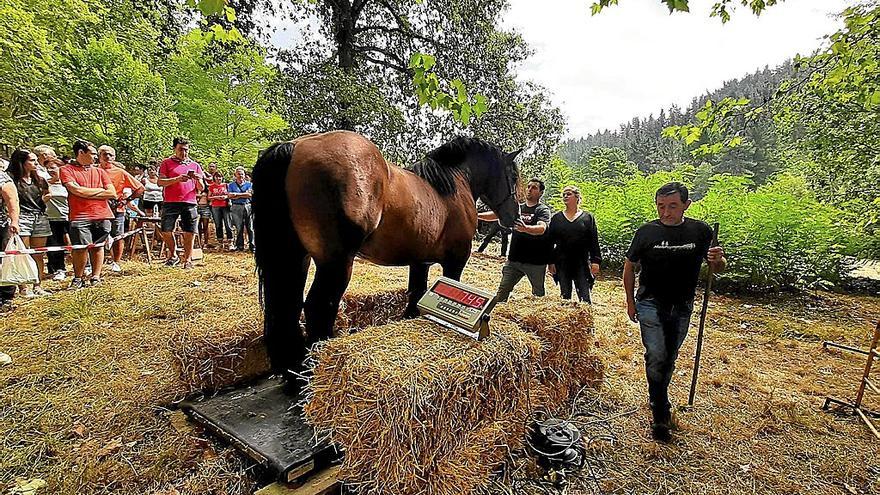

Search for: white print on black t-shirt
xmin=521 ymin=213 xmax=534 ymax=223
xmin=652 ymin=241 xmax=696 ymax=252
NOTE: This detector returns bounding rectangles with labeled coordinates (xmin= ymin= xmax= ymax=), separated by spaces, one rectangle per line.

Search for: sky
xmin=501 ymin=0 xmax=854 ymax=138
xmin=268 ymin=0 xmax=855 ymax=139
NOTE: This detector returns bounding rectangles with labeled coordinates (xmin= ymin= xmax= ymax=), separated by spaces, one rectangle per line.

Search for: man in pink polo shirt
xmin=158 ymin=137 xmax=204 ymax=269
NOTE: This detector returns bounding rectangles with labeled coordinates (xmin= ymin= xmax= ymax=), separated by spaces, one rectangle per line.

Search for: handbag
xmin=0 ymin=235 xmax=40 ymax=286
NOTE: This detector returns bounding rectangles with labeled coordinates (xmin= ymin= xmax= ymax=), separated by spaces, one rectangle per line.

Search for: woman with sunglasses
xmin=547 ymin=185 xmax=601 ymax=303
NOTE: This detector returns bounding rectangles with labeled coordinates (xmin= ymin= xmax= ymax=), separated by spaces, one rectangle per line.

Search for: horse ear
xmin=506 ymin=149 xmax=523 ymax=163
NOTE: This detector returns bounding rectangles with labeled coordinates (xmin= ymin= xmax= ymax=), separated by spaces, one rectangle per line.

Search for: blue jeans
xmin=637 ymin=297 xmax=694 ymax=418
xmin=230 ymin=203 xmax=254 ymax=250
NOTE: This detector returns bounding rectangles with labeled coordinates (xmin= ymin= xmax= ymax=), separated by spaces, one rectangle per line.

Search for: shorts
xmin=18 ymin=210 xmax=52 ymax=238
xmin=198 ymin=205 xmax=212 ymax=219
xmin=110 ymin=212 xmax=126 ymax=238
xmin=141 ymin=199 xmax=162 ymax=216
xmin=161 ymin=202 xmax=198 ymax=233
xmin=69 ymin=219 xmax=112 ymax=246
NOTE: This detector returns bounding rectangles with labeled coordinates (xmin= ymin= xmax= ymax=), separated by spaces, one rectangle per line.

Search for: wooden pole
xmin=688 ymin=222 xmax=719 ymax=407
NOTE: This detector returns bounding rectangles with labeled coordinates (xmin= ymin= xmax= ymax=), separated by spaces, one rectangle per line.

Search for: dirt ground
xmin=1 ymin=251 xmax=879 ymax=494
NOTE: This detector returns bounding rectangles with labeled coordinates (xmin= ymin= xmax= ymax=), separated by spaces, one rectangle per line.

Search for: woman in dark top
xmin=7 ymin=149 xmax=52 ymax=296
xmin=548 ymin=185 xmax=601 ymax=302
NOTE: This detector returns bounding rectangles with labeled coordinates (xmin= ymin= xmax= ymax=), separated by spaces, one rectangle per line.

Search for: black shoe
xmin=651 ymin=422 xmax=672 ymax=443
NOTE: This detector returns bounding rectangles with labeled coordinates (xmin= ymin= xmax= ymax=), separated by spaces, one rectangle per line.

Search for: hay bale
xmin=170 ymin=289 xmax=409 ymax=393
xmin=304 ymin=318 xmax=543 ymax=495
xmin=494 ymin=298 xmax=604 ymax=409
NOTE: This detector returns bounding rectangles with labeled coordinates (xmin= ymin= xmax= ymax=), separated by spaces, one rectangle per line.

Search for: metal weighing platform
xmin=181 ymin=376 xmax=341 ymax=483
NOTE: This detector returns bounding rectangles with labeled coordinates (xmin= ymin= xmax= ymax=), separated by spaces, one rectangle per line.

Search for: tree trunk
xmin=332 ymin=0 xmax=357 ymax=131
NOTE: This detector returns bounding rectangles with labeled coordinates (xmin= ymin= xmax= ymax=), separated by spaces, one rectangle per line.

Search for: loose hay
xmin=304 ymin=318 xmax=543 ymax=495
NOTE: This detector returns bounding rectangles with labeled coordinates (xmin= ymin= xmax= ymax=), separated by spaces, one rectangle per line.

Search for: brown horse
xmin=252 ymin=131 xmax=520 ymax=379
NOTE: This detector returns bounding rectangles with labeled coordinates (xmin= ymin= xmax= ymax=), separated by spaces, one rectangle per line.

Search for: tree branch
xmin=359 ymin=53 xmax=408 ymax=74
xmin=353 ymin=44 xmax=407 ymax=67
xmin=372 ymin=0 xmax=442 ymax=48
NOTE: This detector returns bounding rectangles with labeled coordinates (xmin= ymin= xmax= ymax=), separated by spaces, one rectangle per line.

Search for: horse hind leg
xmin=263 ymin=247 xmax=309 ymax=378
xmin=304 ymin=255 xmax=356 ymax=347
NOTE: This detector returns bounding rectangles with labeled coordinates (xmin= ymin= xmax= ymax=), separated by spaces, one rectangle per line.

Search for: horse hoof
xmin=403 ymin=307 xmax=420 ymax=319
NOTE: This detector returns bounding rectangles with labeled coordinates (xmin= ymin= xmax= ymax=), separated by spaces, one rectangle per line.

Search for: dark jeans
xmin=0 ymin=226 xmax=15 ymax=303
xmin=211 ymin=206 xmax=232 ymax=240
xmin=47 ymin=220 xmax=70 ymax=273
xmin=636 ymin=297 xmax=694 ymax=420
xmin=557 ymin=259 xmax=592 ymax=303
xmin=477 ymin=223 xmax=510 ymax=256
xmin=230 ymin=203 xmax=253 ymax=250
xmin=496 ymin=261 xmax=546 ymax=302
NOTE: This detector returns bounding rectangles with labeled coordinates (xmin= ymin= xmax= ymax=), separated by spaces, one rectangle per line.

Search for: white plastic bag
xmin=0 ymin=235 xmax=39 ymax=286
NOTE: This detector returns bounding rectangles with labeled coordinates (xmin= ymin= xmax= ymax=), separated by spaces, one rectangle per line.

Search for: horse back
xmin=287 ymin=131 xmax=389 ymax=263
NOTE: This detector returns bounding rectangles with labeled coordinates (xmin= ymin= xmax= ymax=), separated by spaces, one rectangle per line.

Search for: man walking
xmin=228 ymin=167 xmax=253 ymax=252
xmin=623 ymin=182 xmax=726 ymax=443
xmin=158 ymin=137 xmax=204 ymax=268
xmin=478 ymin=178 xmax=552 ymax=302
xmin=97 ymin=145 xmax=143 ymax=272
xmin=59 ymin=140 xmax=116 ymax=288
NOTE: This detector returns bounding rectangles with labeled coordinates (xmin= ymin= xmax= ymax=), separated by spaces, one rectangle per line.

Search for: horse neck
xmin=463 ymin=161 xmax=488 ymax=202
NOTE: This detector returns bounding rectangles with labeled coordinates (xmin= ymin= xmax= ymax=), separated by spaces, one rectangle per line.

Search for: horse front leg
xmin=404 ymin=263 xmax=430 ymax=318
xmin=442 ymin=254 xmax=469 ymax=281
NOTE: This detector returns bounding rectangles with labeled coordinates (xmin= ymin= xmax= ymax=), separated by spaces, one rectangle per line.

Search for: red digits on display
xmin=434 ymin=282 xmax=486 ymax=309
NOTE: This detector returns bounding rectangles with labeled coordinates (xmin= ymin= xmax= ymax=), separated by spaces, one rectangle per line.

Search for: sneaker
xmin=0 ymin=301 xmax=13 ymax=313
xmin=182 ymin=260 xmax=194 ymax=270
xmin=52 ymin=270 xmax=66 ymax=282
xmin=84 ymin=266 xmax=92 ymax=277
xmin=32 ymin=286 xmax=52 ymax=297
xmin=89 ymin=277 xmax=102 ymax=287
xmin=164 ymin=257 xmax=180 ymax=267
xmin=110 ymin=262 xmax=122 ymax=273
xmin=68 ymin=278 xmax=85 ymax=290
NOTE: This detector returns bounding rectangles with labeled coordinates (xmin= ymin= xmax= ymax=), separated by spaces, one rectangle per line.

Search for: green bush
xmin=548 ymin=171 xmax=856 ymax=291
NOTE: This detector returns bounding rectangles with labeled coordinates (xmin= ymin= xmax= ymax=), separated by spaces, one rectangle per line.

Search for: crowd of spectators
xmin=0 ymin=137 xmax=254 ymax=311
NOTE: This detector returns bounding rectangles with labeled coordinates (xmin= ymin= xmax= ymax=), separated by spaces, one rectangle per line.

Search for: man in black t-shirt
xmin=478 ymin=178 xmax=552 ymax=302
xmin=623 ymin=182 xmax=726 ymax=443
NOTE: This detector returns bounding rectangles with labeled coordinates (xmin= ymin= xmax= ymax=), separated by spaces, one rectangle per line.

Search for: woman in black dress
xmin=548 ymin=185 xmax=601 ymax=302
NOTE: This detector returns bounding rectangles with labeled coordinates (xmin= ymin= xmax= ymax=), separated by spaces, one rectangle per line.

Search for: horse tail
xmin=252 ymin=141 xmax=302 ymax=374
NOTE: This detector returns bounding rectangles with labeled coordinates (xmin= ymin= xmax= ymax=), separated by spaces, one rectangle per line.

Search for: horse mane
xmin=408 ymin=137 xmax=501 ymax=196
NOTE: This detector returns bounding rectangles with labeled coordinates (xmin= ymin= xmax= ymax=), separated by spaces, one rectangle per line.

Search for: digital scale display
xmin=433 ymin=281 xmax=489 ymax=309
xmin=417 ymin=277 xmax=497 ymax=340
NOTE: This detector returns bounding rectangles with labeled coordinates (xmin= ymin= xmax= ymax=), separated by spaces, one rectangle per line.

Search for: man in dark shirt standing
xmin=623 ymin=182 xmax=726 ymax=443
xmin=479 ymin=178 xmax=552 ymax=302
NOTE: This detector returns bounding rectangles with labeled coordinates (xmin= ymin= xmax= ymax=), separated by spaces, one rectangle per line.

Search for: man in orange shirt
xmin=60 ymin=141 xmax=116 ymax=288
xmin=97 ymin=146 xmax=144 ymax=272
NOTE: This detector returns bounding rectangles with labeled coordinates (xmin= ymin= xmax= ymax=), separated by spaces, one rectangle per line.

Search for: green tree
xmin=39 ymin=36 xmax=179 ymax=162
xmin=164 ymin=31 xmax=288 ymax=172
xmin=774 ymin=3 xmax=880 ymax=257
xmin=0 ymin=5 xmax=55 ymax=147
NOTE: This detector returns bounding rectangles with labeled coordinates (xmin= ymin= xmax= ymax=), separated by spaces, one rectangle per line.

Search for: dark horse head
xmin=410 ymin=137 xmax=521 ymax=228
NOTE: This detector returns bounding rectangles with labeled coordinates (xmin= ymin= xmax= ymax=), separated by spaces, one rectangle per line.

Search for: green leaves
xmin=408 ymin=52 xmax=489 ymax=127
xmin=662 ymin=97 xmax=753 ymax=158
xmin=191 ymin=0 xmax=226 ymax=17
xmin=593 ymin=0 xmax=780 ymax=22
